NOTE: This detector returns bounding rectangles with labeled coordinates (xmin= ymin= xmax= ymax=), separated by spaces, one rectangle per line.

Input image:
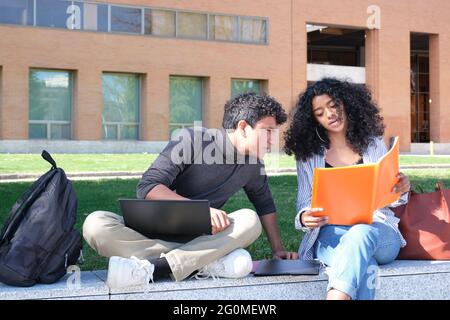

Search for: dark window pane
xmin=309 ymin=49 xmax=357 ymax=66
xmin=0 ymin=0 xmax=34 ymax=25
xmin=36 ymin=0 xmax=73 ymax=29
xmin=410 ymin=55 xmax=418 ymax=73
xmin=29 ymin=123 xmax=47 ymax=139
xmin=411 ymin=93 xmax=431 ymax=143
xmin=50 ymin=124 xmax=71 ymax=139
xmin=121 ymin=125 xmax=139 ymax=140
xmin=418 ymin=74 xmax=429 ymax=92
xmin=410 ymin=94 xmax=416 ymax=113
xmin=418 ymin=55 xmax=429 ymax=73
xmin=103 ymin=125 xmax=118 ymax=140
xmin=97 ymin=4 xmax=108 ymax=32
xmin=111 ymin=6 xmax=141 ymax=33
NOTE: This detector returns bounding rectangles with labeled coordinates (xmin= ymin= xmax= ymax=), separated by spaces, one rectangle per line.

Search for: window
xmin=36 ymin=0 xmax=73 ymax=29
xmin=410 ymin=33 xmax=430 ymax=143
xmin=240 ymin=18 xmax=267 ymax=43
xmin=102 ymin=73 xmax=140 ymax=140
xmin=231 ymin=79 xmax=262 ymax=98
xmin=82 ymin=2 xmax=108 ymax=32
xmin=169 ymin=76 xmax=203 ymax=134
xmin=307 ymin=27 xmax=365 ymax=67
xmin=35 ymin=0 xmax=108 ymax=31
xmin=110 ymin=6 xmax=142 ymax=34
xmin=209 ymin=15 xmax=238 ymax=41
xmin=29 ymin=70 xmax=73 ymax=140
xmin=96 ymin=4 xmax=108 ymax=32
xmin=144 ymin=9 xmax=175 ymax=37
xmin=177 ymin=12 xmax=207 ymax=40
xmin=0 ymin=0 xmax=269 ymax=45
xmin=411 ymin=53 xmax=430 ymax=143
xmin=0 ymin=0 xmax=34 ymax=26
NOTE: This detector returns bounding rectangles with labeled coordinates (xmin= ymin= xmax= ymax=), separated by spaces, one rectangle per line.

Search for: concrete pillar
xmin=429 ymin=34 xmax=450 ymax=143
xmin=367 ymin=27 xmax=411 ymax=151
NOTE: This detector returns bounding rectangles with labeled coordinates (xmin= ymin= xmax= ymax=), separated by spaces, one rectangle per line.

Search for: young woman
xmin=284 ymin=78 xmax=411 ymax=300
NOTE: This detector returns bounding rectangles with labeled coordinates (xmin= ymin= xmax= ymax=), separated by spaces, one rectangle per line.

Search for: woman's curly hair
xmin=284 ymin=78 xmax=385 ymax=161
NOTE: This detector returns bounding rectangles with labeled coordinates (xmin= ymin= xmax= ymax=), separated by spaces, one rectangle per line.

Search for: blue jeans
xmin=314 ymin=222 xmax=402 ymax=300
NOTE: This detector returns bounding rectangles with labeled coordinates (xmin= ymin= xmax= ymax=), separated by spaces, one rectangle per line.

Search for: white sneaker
xmin=196 ymin=249 xmax=253 ymax=280
xmin=106 ymin=256 xmax=155 ymax=290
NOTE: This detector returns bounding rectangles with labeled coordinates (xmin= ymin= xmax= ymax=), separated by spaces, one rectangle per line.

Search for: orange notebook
xmin=311 ymin=137 xmax=401 ymax=225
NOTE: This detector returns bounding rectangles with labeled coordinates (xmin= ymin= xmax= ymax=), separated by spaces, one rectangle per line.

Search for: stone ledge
xmin=1 ymin=260 xmax=450 ymax=300
xmin=0 ymin=271 xmax=109 ymax=300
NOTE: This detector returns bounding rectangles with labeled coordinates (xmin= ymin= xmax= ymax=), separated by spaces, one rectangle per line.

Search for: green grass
xmin=0 ymin=154 xmax=159 ymax=174
xmin=1 ymin=154 xmax=449 ymax=174
xmin=398 ymin=156 xmax=450 ymax=165
xmin=1 ymin=170 xmax=449 ymax=271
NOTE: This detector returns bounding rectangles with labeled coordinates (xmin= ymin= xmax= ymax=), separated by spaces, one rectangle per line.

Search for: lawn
xmin=1 ymin=154 xmax=449 ymax=174
xmin=1 ymin=169 xmax=449 ymax=271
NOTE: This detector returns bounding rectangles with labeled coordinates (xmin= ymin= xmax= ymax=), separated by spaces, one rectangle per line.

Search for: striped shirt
xmin=295 ymin=136 xmax=409 ymax=261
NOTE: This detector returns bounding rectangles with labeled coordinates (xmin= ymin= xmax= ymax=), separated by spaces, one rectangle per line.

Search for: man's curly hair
xmin=222 ymin=92 xmax=287 ymax=129
xmin=284 ymin=78 xmax=385 ymax=161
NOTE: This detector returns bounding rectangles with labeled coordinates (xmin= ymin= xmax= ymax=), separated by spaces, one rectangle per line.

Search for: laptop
xmin=119 ymin=199 xmax=212 ymax=243
xmin=253 ymin=259 xmax=321 ymax=276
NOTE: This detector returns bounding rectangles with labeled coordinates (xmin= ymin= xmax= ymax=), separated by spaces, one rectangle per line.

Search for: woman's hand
xmin=392 ymin=172 xmax=411 ymax=194
xmin=300 ymin=208 xmax=328 ymax=229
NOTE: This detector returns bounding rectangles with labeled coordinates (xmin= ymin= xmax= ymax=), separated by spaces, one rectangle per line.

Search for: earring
xmin=316 ymin=127 xmax=326 ymax=143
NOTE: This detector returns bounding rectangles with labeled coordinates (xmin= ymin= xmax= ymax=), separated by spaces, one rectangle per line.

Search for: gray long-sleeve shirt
xmin=136 ymin=127 xmax=276 ymax=216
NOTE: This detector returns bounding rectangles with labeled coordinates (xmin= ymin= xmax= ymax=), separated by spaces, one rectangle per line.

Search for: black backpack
xmin=0 ymin=150 xmax=82 ymax=287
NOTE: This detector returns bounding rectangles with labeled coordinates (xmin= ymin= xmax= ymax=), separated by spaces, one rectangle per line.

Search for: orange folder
xmin=311 ymin=137 xmax=401 ymax=225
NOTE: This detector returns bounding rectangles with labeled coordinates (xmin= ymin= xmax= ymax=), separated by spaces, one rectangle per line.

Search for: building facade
xmin=0 ymin=0 xmax=449 ymax=153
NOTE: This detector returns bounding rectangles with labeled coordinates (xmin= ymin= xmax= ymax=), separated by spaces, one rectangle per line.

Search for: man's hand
xmin=273 ymin=250 xmax=299 ymax=260
xmin=300 ymin=208 xmax=328 ymax=229
xmin=210 ymin=207 xmax=230 ymax=235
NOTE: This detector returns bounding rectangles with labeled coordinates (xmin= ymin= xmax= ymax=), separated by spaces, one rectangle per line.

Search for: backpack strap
xmin=41 ymin=150 xmax=57 ymax=169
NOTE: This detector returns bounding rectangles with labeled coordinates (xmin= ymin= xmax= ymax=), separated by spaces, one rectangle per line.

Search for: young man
xmin=83 ymin=93 xmax=298 ymax=289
